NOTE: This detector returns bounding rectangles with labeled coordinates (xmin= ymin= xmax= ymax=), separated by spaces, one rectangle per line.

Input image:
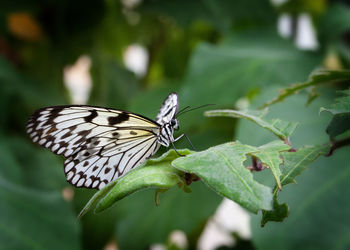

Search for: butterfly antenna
xmin=177 ymin=104 xmax=215 ymax=117
xmin=176 ymin=105 xmax=191 ymax=116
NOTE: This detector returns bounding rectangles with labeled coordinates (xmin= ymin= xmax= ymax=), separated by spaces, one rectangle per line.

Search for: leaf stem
xmin=284 ymin=138 xmax=297 ymax=151
xmin=248 ymin=156 xmax=265 ymax=171
xmin=327 ymin=137 xmax=350 ymax=156
xmin=259 ymin=70 xmax=350 ymax=109
xmin=184 ymin=173 xmax=200 ymax=185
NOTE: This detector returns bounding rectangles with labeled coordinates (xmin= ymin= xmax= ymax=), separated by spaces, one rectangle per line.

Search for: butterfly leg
xmin=174 ymin=133 xmax=196 ymax=151
xmin=170 ymin=140 xmax=185 ymax=156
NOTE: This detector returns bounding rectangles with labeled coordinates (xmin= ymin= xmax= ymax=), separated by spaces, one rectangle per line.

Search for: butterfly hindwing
xmin=26 ymin=105 xmax=160 ymax=189
xmin=65 ymin=132 xmax=159 ymax=189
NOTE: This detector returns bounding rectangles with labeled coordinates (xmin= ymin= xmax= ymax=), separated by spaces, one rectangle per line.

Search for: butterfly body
xmin=27 ymin=93 xmax=180 ymax=190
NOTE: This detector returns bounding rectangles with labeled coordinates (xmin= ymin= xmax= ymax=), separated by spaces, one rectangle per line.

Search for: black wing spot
xmin=104 ymin=168 xmax=111 ymax=174
xmin=130 ymin=131 xmax=137 ymax=135
xmin=45 ymin=107 xmax=64 ymax=125
xmin=59 ymin=141 xmax=69 ymax=147
xmin=108 ymin=112 xmax=129 ymax=125
xmin=84 ymin=110 xmax=98 ymax=122
xmin=78 ymin=130 xmax=90 ymax=136
xmin=46 ymin=135 xmax=54 ymax=142
xmin=61 ymin=132 xmax=72 ymax=139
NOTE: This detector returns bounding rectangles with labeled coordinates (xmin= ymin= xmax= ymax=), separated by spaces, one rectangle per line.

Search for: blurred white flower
xmin=278 ymin=13 xmax=292 ymax=38
xmin=121 ymin=0 xmax=142 ymax=9
xmin=296 ymin=13 xmax=319 ymax=50
xmin=278 ymin=13 xmax=318 ymax=50
xmin=63 ymin=55 xmax=92 ymax=104
xmin=198 ymin=199 xmax=251 ymax=250
xmin=169 ymin=230 xmax=188 ymax=249
xmin=150 ymin=243 xmax=165 ymax=250
xmin=123 ymin=44 xmax=148 ymax=77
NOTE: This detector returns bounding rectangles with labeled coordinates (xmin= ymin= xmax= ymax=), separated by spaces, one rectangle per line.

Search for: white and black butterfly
xmin=26 ymin=93 xmax=189 ymax=190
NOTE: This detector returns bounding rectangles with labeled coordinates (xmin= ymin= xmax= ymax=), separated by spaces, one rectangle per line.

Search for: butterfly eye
xmin=171 ymin=119 xmax=179 ymax=130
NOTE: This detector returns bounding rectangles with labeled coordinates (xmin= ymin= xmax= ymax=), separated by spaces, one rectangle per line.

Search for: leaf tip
xmin=77 ymin=209 xmax=86 ymax=220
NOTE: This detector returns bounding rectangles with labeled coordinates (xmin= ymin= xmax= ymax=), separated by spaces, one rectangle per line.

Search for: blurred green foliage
xmin=1 ymin=0 xmax=350 ymax=249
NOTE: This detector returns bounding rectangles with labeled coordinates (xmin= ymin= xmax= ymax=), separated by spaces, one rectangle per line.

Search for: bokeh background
xmin=1 ymin=0 xmax=350 ymax=249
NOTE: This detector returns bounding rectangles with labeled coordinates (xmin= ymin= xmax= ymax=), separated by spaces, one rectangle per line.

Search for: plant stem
xmin=249 ymin=156 xmax=265 ymax=171
xmin=327 ymin=137 xmax=350 ymax=156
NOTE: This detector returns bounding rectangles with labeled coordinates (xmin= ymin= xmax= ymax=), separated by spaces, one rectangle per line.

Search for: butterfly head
xmin=170 ymin=118 xmax=179 ymax=130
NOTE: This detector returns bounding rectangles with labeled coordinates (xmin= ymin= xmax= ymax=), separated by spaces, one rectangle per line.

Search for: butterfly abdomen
xmin=157 ymin=124 xmax=175 ymax=147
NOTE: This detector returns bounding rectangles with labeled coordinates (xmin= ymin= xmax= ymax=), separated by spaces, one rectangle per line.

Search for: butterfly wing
xmin=156 ymin=92 xmax=178 ymax=125
xmin=26 ymin=105 xmax=160 ymax=189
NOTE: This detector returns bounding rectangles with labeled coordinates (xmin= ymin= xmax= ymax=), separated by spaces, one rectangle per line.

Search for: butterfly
xmin=26 ymin=93 xmax=189 ymax=190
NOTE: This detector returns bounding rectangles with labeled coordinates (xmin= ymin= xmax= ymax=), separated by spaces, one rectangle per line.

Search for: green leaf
xmin=95 ymin=166 xmax=183 ymax=213
xmin=0 ymin=177 xmax=80 ymax=250
xmin=236 ymin=89 xmax=335 ymax=226
xmin=91 ymin=149 xmax=192 ymax=213
xmin=175 ymin=29 xmax=321 ymax=140
xmin=260 ymin=144 xmax=331 ymax=226
xmin=173 ymin=142 xmax=273 ymax=213
xmin=145 ymin=148 xmax=193 ymax=166
xmin=261 ymin=197 xmax=289 ymax=227
xmin=325 ymin=114 xmax=350 ymax=139
xmin=321 ymin=90 xmax=350 ymax=138
xmin=78 ymin=180 xmax=116 ymax=218
xmin=306 ymin=86 xmax=321 ymax=107
xmin=205 ymin=109 xmax=298 ymax=140
xmin=252 ymin=148 xmax=350 ymax=249
xmin=260 ymin=70 xmax=350 ymax=109
xmin=321 ymin=90 xmax=350 ymax=115
xmin=280 ymin=144 xmax=330 ymax=186
xmin=250 ymin=141 xmax=291 ymax=190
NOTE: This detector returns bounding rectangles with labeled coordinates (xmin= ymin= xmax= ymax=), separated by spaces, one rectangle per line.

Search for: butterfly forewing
xmin=156 ymin=92 xmax=178 ymax=125
xmin=26 ymin=105 xmax=160 ymax=189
